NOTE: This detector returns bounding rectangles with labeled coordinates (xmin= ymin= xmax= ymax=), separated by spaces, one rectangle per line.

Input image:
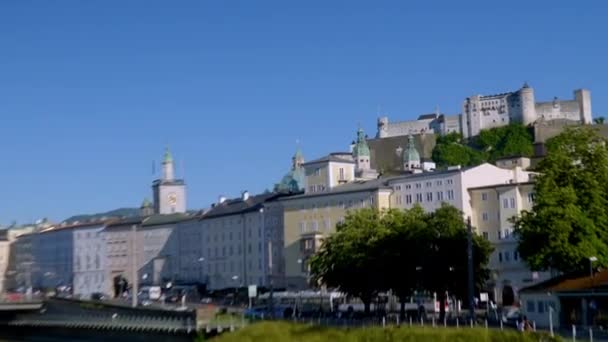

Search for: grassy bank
xmin=209 ymin=321 xmax=561 ymax=342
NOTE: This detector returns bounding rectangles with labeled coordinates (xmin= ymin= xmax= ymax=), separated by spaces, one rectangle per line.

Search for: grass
xmin=207 ymin=321 xmax=562 ymax=342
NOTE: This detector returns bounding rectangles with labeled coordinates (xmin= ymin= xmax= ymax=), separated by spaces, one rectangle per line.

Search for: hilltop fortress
xmin=377 ymin=84 xmax=592 ymax=139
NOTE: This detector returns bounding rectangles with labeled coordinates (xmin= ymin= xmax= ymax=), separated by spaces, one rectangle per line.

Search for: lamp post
xmin=231 ymin=275 xmax=239 ymax=306
xmin=131 ymin=224 xmax=138 ymax=308
xmin=589 ymin=256 xmax=598 ymax=279
xmin=466 ymin=216 xmax=475 ymax=321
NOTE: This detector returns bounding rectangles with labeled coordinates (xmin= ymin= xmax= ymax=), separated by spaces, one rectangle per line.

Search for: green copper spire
xmin=352 ymin=127 xmax=370 ymax=157
xmin=163 ymin=146 xmax=173 ymax=163
xmin=141 ymin=198 xmax=152 ymax=208
xmin=404 ymin=134 xmax=420 ymax=164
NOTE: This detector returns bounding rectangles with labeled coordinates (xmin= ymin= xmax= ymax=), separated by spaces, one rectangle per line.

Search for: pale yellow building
xmin=278 ymin=152 xmax=392 ymax=289
xmin=469 ymin=179 xmax=550 ymax=306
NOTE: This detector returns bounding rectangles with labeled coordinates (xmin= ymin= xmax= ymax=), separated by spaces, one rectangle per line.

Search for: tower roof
xmin=352 ymin=128 xmax=370 ymax=157
xmin=404 ymin=134 xmax=420 ymax=163
xmin=141 ymin=198 xmax=152 ymax=208
xmin=163 ymin=147 xmax=173 ymax=163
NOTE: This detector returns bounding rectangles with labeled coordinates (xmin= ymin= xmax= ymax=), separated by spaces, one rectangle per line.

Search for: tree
xmin=513 ymin=127 xmax=608 ymax=273
xmin=431 ymin=133 xmax=483 ymax=168
xmin=415 ymin=204 xmax=493 ymax=320
xmin=474 ymin=124 xmax=534 ymax=162
xmin=594 ymin=116 xmax=605 ymax=125
xmin=309 ymin=208 xmax=389 ymax=314
xmin=380 ymin=206 xmax=427 ymax=318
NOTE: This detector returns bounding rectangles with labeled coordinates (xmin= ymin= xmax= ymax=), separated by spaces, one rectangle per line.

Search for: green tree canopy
xmin=431 ymin=124 xmax=534 ymax=168
xmin=310 ymin=204 xmax=493 ymax=317
xmin=309 ymin=208 xmax=389 ymax=314
xmin=512 ymin=126 xmax=608 ymax=273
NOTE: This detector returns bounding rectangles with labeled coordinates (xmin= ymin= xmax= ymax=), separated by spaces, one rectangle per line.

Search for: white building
xmin=73 ymin=222 xmax=107 ymax=299
xmin=152 ymin=148 xmax=187 ymax=215
xmin=387 ymin=163 xmax=530 ymax=219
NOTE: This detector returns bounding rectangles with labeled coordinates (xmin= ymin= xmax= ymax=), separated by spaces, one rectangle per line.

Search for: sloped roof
xmin=303 ymin=153 xmax=355 ymax=165
xmin=280 ymin=177 xmax=394 ymax=200
xmin=203 ymin=192 xmax=290 ymax=219
xmin=520 ymin=270 xmax=608 ymax=293
xmin=142 ymin=213 xmax=192 ymax=227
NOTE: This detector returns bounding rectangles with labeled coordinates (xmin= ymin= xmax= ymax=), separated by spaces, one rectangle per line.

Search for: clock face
xmin=168 ymin=193 xmax=177 ymax=206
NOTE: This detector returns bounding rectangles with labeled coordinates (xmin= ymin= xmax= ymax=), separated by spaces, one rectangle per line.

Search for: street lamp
xmin=589 ymin=256 xmax=598 ymax=278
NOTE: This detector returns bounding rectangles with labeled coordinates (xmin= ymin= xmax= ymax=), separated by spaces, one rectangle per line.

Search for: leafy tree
xmin=431 ymin=133 xmax=483 ymax=168
xmin=413 ymin=204 xmax=492 ymax=320
xmin=513 ymin=127 xmax=608 ymax=273
xmin=474 ymin=124 xmax=534 ymax=162
xmin=309 ymin=208 xmax=389 ymax=314
xmin=594 ymin=116 xmax=605 ymax=124
xmin=380 ymin=206 xmax=427 ymax=318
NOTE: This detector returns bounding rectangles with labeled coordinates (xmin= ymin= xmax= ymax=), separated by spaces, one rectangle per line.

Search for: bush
xmin=211 ymin=322 xmax=561 ymax=342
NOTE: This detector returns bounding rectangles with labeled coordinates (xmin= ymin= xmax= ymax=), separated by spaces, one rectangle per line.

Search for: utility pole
xmin=467 ymin=216 xmax=475 ymax=321
xmin=131 ymin=224 xmax=138 ymax=308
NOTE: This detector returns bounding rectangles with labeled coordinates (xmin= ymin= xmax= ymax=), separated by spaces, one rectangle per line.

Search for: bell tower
xmin=152 ymin=147 xmax=186 ymax=214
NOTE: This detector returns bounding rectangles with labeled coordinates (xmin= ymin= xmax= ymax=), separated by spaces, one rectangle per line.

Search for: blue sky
xmin=1 ymin=1 xmax=606 ymax=224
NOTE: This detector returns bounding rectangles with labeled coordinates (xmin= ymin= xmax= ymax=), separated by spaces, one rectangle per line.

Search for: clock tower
xmin=152 ymin=147 xmax=186 ymax=214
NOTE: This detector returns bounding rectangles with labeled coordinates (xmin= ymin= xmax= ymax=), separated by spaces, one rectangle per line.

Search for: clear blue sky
xmin=1 ymin=1 xmax=606 ymax=224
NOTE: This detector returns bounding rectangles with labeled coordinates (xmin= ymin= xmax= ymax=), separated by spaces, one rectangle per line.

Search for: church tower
xmin=403 ymin=134 xmax=421 ymax=172
xmin=353 ymin=127 xmax=371 ymax=172
xmin=152 ymin=147 xmax=186 ymax=214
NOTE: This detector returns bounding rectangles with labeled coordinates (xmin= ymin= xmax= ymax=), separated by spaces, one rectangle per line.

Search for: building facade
xmin=103 ymin=217 xmax=141 ymax=297
xmin=388 ymin=163 xmax=530 ymax=219
xmin=198 ymin=192 xmax=288 ymax=290
xmin=469 ymin=181 xmax=550 ymax=306
xmin=279 ymin=151 xmax=393 ymax=289
xmin=73 ymin=222 xmax=107 ymax=299
xmin=31 ymin=225 xmax=75 ymax=290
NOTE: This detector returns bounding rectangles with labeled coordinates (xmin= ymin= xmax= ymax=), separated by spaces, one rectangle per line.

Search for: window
xmin=447 ymin=190 xmax=454 ymax=200
xmin=482 ymin=232 xmax=489 ymax=240
xmin=538 ymin=301 xmax=545 ymax=314
xmin=514 ymin=251 xmax=519 ymax=261
xmin=426 ymin=192 xmax=433 ymax=202
xmin=482 ymin=193 xmax=488 ymax=201
xmin=258 ymin=242 xmax=262 ymax=252
xmin=405 ymin=184 xmax=411 ymax=190
xmin=482 ymin=212 xmax=488 ymax=221
xmin=316 ymin=184 xmax=323 ymax=192
xmin=248 ymin=244 xmax=252 ymax=254
xmin=498 ymin=252 xmax=503 ymax=262
xmin=229 ymin=232 xmax=233 ymax=241
xmin=526 ymin=301 xmax=535 ymax=313
xmin=415 ymin=193 xmax=423 ymax=203
xmin=446 ymin=179 xmax=453 ymax=185
xmin=510 ymin=198 xmax=516 ymax=209
xmin=436 ymin=180 xmax=443 ymax=186
xmin=229 ymin=246 xmax=233 ymax=256
xmin=505 ymin=251 xmax=510 ymax=262
xmin=314 ymin=168 xmax=321 ymax=176
xmin=304 ymin=239 xmax=313 ymax=251
xmin=415 ymin=183 xmax=422 ymax=189
xmin=405 ymin=194 xmax=412 ymax=204
xmin=339 ymin=201 xmax=345 ymax=209
xmin=528 ymin=192 xmax=536 ymax=203
xmin=339 ymin=168 xmax=345 ymax=180
xmin=503 ymin=198 xmax=509 ymax=209
xmin=437 ymin=191 xmax=444 ymax=201
xmin=396 ymin=195 xmax=403 ymax=205
xmin=498 ymin=230 xmax=502 ymax=240
xmin=425 ymin=181 xmax=432 ymax=188
xmin=395 ymin=185 xmax=402 ymax=191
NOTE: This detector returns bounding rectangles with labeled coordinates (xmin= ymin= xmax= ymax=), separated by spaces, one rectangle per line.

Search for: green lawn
xmin=208 ymin=321 xmax=561 ymax=342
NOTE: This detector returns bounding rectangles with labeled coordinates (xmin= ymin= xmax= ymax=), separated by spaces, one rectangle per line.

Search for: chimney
xmin=242 ymin=191 xmax=250 ymax=201
xmin=218 ymin=195 xmax=226 ymax=204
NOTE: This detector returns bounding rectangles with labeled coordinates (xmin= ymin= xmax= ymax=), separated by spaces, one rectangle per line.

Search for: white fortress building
xmin=376 ymin=84 xmax=593 ymax=139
